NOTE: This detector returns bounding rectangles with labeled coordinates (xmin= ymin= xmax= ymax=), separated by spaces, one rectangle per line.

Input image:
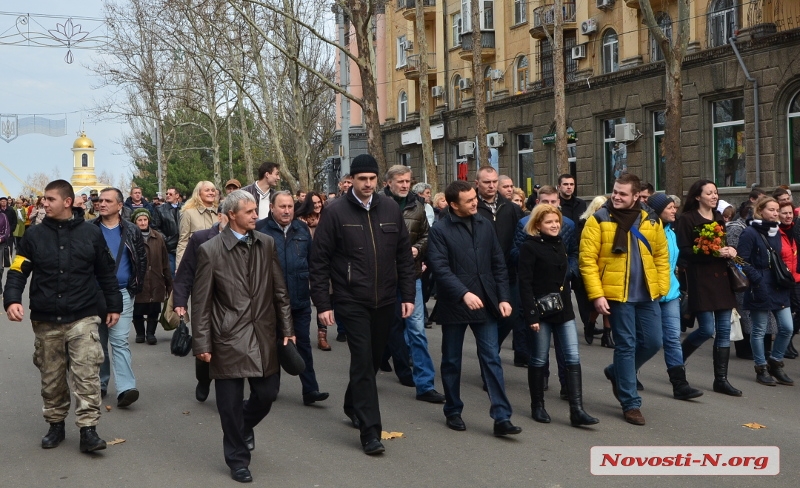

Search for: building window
xmin=397 ymin=35 xmax=407 ymax=68
xmin=514 ymin=0 xmax=526 ymax=25
xmin=81 ymin=153 xmax=88 ymax=167
xmin=452 ymin=13 xmax=462 ymax=48
xmin=708 ymin=0 xmax=738 ymax=49
xmin=515 ymin=56 xmax=529 ymax=94
xmin=789 ymin=92 xmax=800 ymax=184
xmin=649 ymin=12 xmax=672 ymax=62
xmin=539 ymin=34 xmax=577 ymax=87
xmin=602 ymin=30 xmax=619 ymax=74
xmin=452 ymin=74 xmax=462 ymax=109
xmin=603 ymin=117 xmax=627 ymax=193
xmin=461 ymin=0 xmax=494 ymax=31
xmin=398 ymin=91 xmax=408 ymax=122
xmin=517 ymin=133 xmax=534 ymax=194
xmin=399 ymin=153 xmax=412 ymax=166
xmin=483 ymin=0 xmax=494 ymax=30
xmin=653 ymin=110 xmax=666 ymax=191
xmin=712 ymin=98 xmax=746 ymax=187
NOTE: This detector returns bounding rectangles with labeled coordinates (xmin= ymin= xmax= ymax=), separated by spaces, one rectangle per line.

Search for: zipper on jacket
xmin=367 ymin=211 xmax=378 ymax=307
xmin=347 ymin=262 xmax=351 ymax=285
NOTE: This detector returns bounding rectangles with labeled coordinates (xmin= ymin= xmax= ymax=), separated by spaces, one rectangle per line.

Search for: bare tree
xmin=541 ymin=0 xmax=568 ymax=175
xmin=640 ymin=0 xmax=689 ymax=197
xmin=470 ymin=0 xmax=489 ymax=167
xmin=415 ymin=0 xmax=437 ymax=191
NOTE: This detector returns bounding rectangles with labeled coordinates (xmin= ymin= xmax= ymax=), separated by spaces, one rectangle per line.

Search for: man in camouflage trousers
xmin=4 ymin=180 xmax=122 ymax=453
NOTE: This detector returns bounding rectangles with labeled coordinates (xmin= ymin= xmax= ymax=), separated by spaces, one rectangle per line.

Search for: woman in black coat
xmin=736 ymin=196 xmax=794 ymax=387
xmin=674 ymin=179 xmax=741 ymax=396
xmin=518 ymin=204 xmax=598 ymax=427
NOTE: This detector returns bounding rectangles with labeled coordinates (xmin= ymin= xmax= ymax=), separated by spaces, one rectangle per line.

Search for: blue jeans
xmin=529 ymin=319 xmax=580 ymax=367
xmin=441 ymin=319 xmax=512 ymax=422
xmin=606 ymin=301 xmax=662 ymax=411
xmin=404 ymin=279 xmax=436 ymax=395
xmin=687 ymin=309 xmax=732 ymax=348
xmin=99 ymin=291 xmax=137 ymax=393
xmin=660 ymin=299 xmax=684 ymax=369
xmin=292 ymin=306 xmax=320 ymax=395
xmin=750 ymin=308 xmax=794 ymax=365
xmin=167 ymin=252 xmax=176 ymax=278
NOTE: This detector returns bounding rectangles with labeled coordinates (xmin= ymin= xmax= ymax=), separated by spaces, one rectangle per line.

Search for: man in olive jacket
xmin=192 ymin=190 xmax=294 ymax=483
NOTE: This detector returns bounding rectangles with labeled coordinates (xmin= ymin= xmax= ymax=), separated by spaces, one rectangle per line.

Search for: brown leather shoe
xmin=317 ymin=328 xmax=331 ymax=351
xmin=623 ymin=408 xmax=645 ymax=426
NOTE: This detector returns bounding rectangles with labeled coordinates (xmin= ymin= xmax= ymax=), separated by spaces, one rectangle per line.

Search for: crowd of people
xmin=3 ymin=158 xmax=800 ymax=483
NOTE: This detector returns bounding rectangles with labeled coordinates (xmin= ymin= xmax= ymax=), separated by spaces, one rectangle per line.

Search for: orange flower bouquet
xmin=693 ymin=222 xmax=725 ymax=257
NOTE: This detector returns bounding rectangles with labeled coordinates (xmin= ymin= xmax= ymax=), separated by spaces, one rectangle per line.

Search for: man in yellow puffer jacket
xmin=579 ymin=173 xmax=670 ymax=426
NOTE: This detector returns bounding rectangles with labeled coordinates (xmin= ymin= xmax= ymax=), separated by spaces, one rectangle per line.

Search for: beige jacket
xmin=176 ymin=205 xmax=217 ymax=268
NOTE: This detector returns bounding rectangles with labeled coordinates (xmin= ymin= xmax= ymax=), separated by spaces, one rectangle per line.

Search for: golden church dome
xmin=73 ymin=132 xmax=95 ymax=149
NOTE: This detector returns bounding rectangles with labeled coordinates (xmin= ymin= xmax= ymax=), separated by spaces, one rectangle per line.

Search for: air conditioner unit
xmin=458 ymin=141 xmax=476 ymax=157
xmin=581 ymin=18 xmax=597 ymax=35
xmin=487 ymin=132 xmax=505 ymax=148
xmin=458 ymin=78 xmax=472 ymax=91
xmin=614 ymin=123 xmax=637 ymax=142
xmin=403 ymin=40 xmax=414 ymax=51
xmin=571 ymin=44 xmax=586 ymax=60
xmin=431 ymin=86 xmax=444 ymax=98
xmin=596 ymin=0 xmax=614 ymax=10
xmin=490 ymin=69 xmax=504 ymax=81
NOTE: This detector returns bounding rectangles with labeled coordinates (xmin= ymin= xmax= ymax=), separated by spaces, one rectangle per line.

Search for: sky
xmin=0 ymin=0 xmax=129 ymax=197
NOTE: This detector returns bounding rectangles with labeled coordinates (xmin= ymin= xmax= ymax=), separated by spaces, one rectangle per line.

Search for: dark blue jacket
xmin=172 ymin=224 xmax=220 ymax=309
xmin=427 ymin=211 xmax=510 ymax=325
xmin=737 ymin=223 xmax=791 ymax=311
xmin=511 ymin=214 xmax=578 ymax=280
xmin=256 ymin=217 xmax=312 ymax=310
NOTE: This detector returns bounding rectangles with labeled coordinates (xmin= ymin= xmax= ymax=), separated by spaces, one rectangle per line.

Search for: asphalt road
xmin=1 ymin=293 xmax=799 ymax=487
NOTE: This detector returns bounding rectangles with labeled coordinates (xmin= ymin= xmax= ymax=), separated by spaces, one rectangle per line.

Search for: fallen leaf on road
xmin=183 ymin=411 xmax=190 ymax=415
xmin=107 ymin=438 xmax=126 ymax=445
xmin=381 ymin=431 xmax=404 ymax=440
xmin=742 ymin=422 xmax=766 ymax=429
xmin=105 ymin=405 xmax=112 ymax=412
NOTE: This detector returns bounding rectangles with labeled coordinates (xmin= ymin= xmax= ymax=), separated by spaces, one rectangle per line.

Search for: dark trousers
xmin=215 ymin=373 xmax=280 ymax=470
xmin=572 ymin=276 xmax=593 ymax=329
xmin=132 ymin=302 xmax=160 ymax=337
xmin=383 ymin=294 xmax=414 ymax=384
xmin=335 ymin=301 xmax=395 ymax=444
xmin=497 ymin=282 xmax=529 ymax=360
xmin=292 ymin=306 xmax=320 ymax=394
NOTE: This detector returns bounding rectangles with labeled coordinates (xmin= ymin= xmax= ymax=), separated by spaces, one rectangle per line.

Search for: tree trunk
xmin=236 ymin=80 xmax=254 ymax=183
xmin=416 ymin=0 xmax=436 ymax=191
xmin=284 ymin=0 xmax=312 ymax=191
xmin=663 ymin=58 xmax=683 ymax=197
xmin=350 ymin=4 xmax=386 ymax=174
xmin=471 ymin=0 xmax=488 ymax=169
xmin=553 ymin=0 xmax=568 ymax=175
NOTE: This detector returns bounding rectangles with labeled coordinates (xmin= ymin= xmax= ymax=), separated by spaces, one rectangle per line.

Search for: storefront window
xmin=604 ymin=117 xmax=627 ymax=193
xmin=653 ymin=110 xmax=666 ymax=191
xmin=712 ymin=98 xmax=745 ymax=187
xmin=517 ymin=133 xmax=534 ymax=195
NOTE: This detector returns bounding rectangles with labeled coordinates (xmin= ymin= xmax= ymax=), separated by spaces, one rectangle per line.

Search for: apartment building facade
xmin=367 ymin=0 xmax=800 ymax=198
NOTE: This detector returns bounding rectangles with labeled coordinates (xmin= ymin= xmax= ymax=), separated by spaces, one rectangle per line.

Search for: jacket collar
xmin=346 ymin=188 xmax=380 ymax=210
xmin=220 ymin=225 xmax=263 ymax=250
xmin=382 ymin=187 xmax=419 ymax=209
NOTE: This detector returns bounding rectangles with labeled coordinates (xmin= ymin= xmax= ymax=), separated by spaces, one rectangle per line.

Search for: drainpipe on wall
xmin=442 ymin=0 xmax=451 ymax=182
xmin=729 ymin=35 xmax=761 ymax=187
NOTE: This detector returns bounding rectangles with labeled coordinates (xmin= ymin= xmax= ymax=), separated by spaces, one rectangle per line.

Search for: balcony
xmin=625 ymin=0 xmax=640 ymax=8
xmin=459 ymin=31 xmax=496 ymax=61
xmin=529 ymin=2 xmax=577 ymax=40
xmin=397 ymin=0 xmax=436 ymax=22
xmin=404 ymin=53 xmax=437 ymax=79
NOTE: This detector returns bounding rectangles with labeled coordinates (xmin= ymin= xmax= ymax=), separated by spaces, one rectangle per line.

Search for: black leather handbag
xmin=727 ymin=260 xmax=750 ymax=293
xmin=535 ymin=269 xmax=568 ymax=318
xmin=758 ymin=234 xmax=795 ymax=289
xmin=170 ymin=319 xmax=193 ymax=357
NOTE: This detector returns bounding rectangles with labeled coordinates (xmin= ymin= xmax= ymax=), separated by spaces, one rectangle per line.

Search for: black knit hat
xmin=350 ymin=154 xmax=380 ymax=177
xmin=647 ymin=193 xmax=674 ymax=216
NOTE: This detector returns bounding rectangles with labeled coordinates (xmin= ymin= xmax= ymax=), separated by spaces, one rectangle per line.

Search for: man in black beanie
xmin=310 ymin=154 xmax=416 ymax=455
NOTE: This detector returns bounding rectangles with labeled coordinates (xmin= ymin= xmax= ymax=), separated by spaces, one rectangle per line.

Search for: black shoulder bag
xmin=535 ymin=266 xmax=569 ymax=318
xmin=758 ymin=233 xmax=795 ymax=289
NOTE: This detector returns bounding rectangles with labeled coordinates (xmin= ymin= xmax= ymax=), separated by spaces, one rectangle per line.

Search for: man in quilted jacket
xmin=579 ymin=173 xmax=670 ymax=426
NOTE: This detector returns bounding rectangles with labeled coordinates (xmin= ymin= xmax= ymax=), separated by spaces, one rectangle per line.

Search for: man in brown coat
xmin=192 ymin=190 xmax=295 ymax=483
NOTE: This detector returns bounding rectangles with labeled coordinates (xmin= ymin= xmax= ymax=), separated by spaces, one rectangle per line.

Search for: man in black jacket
xmin=0 ymin=196 xmax=17 ymax=255
xmin=475 ymin=166 xmax=526 ymax=365
xmin=4 ymin=179 xmax=122 ymax=453
xmin=557 ymin=174 xmax=587 ymax=223
xmin=152 ymin=186 xmax=182 ymax=275
xmin=309 ymin=153 xmax=415 ymax=456
xmin=93 ymin=187 xmax=147 ymax=408
xmin=427 ymin=180 xmax=521 ymax=437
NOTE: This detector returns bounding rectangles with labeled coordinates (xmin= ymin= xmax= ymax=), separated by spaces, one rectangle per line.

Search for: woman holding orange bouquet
xmin=675 ymin=179 xmax=741 ymax=396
